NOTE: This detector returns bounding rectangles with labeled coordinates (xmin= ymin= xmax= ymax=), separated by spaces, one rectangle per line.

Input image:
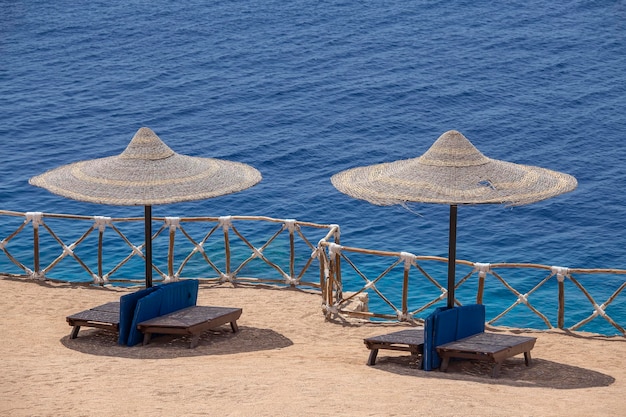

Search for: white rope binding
xmin=592 ymin=303 xmax=607 ymax=318
xmin=328 ymin=243 xmax=343 ymax=258
xmin=284 ymin=219 xmax=297 ymax=233
xmin=283 ymin=273 xmax=299 ymax=286
xmin=400 ymin=252 xmax=416 ymax=269
xmin=25 ymin=212 xmax=43 ymax=229
xmin=473 ymin=262 xmax=491 ymax=278
xmin=93 ymin=216 xmax=111 ymax=232
xmin=193 ymin=242 xmax=205 ymax=254
xmin=165 ymin=217 xmax=180 ymax=232
xmin=219 ymin=216 xmax=232 ymax=231
xmin=551 ymin=266 xmax=570 ymax=282
xmin=62 ymin=244 xmax=75 ymax=258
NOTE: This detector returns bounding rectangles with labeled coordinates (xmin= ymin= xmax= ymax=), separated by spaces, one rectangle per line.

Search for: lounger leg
xmin=491 ymin=362 xmax=502 ymax=378
xmin=440 ymin=357 xmax=450 ymax=372
xmin=230 ymin=321 xmax=239 ymax=333
xmin=70 ymin=326 xmax=80 ymax=339
xmin=142 ymin=333 xmax=152 ymax=346
xmin=189 ymin=334 xmax=200 ymax=349
xmin=409 ymin=353 xmax=423 ymax=369
xmin=367 ymin=349 xmax=379 ymax=366
xmin=524 ymin=351 xmax=532 ymax=366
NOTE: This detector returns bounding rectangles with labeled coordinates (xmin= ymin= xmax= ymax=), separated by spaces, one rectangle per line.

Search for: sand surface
xmin=1 ymin=277 xmax=624 ymax=416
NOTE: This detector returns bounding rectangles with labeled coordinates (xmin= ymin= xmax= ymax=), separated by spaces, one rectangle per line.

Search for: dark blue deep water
xmin=1 ymin=1 xmax=626 ymax=334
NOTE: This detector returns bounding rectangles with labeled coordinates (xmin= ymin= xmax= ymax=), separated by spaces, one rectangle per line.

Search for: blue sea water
xmin=1 ymin=1 xmax=626 ymax=333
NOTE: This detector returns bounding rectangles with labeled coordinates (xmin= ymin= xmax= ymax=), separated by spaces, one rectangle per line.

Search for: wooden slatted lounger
xmin=364 ymin=329 xmax=425 ymax=368
xmin=66 ymin=301 xmax=120 ymax=339
xmin=137 ymin=306 xmax=242 ymax=349
xmin=437 ymin=333 xmax=536 ymax=378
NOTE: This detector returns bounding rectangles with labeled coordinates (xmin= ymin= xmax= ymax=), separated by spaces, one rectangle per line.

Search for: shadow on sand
xmin=369 ymin=355 xmax=615 ymax=389
xmin=61 ymin=326 xmax=293 ymax=359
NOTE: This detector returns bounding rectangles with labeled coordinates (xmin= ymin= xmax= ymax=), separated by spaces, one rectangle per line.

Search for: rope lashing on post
xmin=26 ymin=267 xmax=40 ymax=279
xmin=396 ymin=309 xmax=413 ymax=321
xmin=219 ymin=272 xmax=233 ymax=283
xmin=551 ymin=266 xmax=570 ymax=282
xmin=93 ymin=216 xmax=111 ymax=232
xmin=25 ymin=212 xmax=43 ymax=229
xmin=473 ymin=262 xmax=491 ymax=278
xmin=328 ymin=242 xmax=343 ymax=258
xmin=219 ymin=215 xmax=232 ymax=231
xmin=165 ymin=217 xmax=180 ymax=232
xmin=163 ymin=274 xmax=180 ymax=283
xmin=283 ymin=273 xmax=299 ymax=286
xmin=25 ymin=267 xmax=43 ymax=280
xmin=323 ymin=303 xmax=339 ymax=317
xmin=284 ymin=219 xmax=297 ymax=233
xmin=400 ymin=252 xmax=416 ymax=268
xmin=0 ymin=240 xmax=6 ymax=250
xmin=91 ymin=273 xmax=105 ymax=284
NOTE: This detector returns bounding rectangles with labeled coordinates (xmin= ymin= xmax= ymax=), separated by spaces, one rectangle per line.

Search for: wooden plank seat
xmin=137 ymin=306 xmax=243 ymax=349
xmin=364 ymin=329 xmax=424 ymax=368
xmin=437 ymin=333 xmax=537 ymax=378
xmin=66 ymin=301 xmax=120 ymax=339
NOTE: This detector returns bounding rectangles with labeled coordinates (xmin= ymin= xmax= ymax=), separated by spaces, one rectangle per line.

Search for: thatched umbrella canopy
xmin=331 ymin=130 xmax=577 ymax=308
xmin=30 ymin=127 xmax=262 ymax=287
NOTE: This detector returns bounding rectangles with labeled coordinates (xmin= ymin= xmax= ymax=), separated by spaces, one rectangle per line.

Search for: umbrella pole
xmin=447 ymin=204 xmax=457 ymax=308
xmin=145 ymin=205 xmax=153 ymax=288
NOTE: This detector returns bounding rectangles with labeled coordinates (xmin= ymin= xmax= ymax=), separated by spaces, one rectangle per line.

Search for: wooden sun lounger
xmin=364 ymin=329 xmax=425 ymax=368
xmin=136 ymin=306 xmax=243 ymax=348
xmin=66 ymin=301 xmax=121 ymax=339
xmin=437 ymin=333 xmax=536 ymax=377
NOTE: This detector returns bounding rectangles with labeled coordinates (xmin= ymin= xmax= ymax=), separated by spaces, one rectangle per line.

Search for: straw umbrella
xmin=30 ymin=127 xmax=262 ymax=287
xmin=331 ymin=130 xmax=577 ymax=308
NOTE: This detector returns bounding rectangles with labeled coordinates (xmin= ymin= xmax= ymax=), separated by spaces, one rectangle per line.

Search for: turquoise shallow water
xmin=1 ymin=0 xmax=625 ymax=334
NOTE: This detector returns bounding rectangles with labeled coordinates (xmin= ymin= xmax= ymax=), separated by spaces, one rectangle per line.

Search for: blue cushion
xmin=430 ymin=307 xmax=459 ymax=369
xmin=158 ymin=280 xmax=199 ymax=316
xmin=118 ymin=286 xmax=159 ymax=345
xmin=455 ymin=304 xmax=485 ymax=339
xmin=423 ymin=304 xmax=487 ymax=371
xmin=127 ymin=289 xmax=164 ymax=346
xmin=422 ymin=306 xmax=448 ymax=371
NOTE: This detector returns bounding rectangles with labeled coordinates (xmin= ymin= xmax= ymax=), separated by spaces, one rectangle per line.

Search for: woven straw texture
xmin=331 ymin=130 xmax=577 ymax=206
xmin=29 ymin=127 xmax=262 ymax=206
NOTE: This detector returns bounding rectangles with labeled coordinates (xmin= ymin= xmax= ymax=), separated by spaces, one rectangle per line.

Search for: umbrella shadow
xmin=369 ymin=356 xmax=615 ymax=389
xmin=60 ymin=326 xmax=293 ymax=359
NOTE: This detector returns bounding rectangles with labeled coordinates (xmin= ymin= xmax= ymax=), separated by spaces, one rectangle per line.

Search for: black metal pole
xmin=447 ymin=204 xmax=457 ymax=309
xmin=145 ymin=205 xmax=153 ymax=288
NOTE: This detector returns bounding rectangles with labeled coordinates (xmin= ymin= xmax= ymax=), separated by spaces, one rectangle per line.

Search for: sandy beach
xmin=1 ymin=276 xmax=624 ymax=417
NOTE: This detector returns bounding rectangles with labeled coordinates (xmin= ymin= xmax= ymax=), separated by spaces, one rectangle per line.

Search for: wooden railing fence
xmin=1 ymin=209 xmax=625 ymax=336
xmin=0 ymin=210 xmax=338 ymax=288
xmin=317 ymin=240 xmax=626 ymax=336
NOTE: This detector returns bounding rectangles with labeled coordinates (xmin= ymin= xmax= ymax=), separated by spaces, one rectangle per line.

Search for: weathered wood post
xmin=400 ymin=252 xmax=414 ymax=319
xmin=285 ymin=220 xmax=296 ymax=281
xmin=553 ymin=266 xmax=568 ymax=329
xmin=220 ymin=216 xmax=232 ymax=279
xmin=166 ymin=217 xmax=179 ymax=281
xmin=474 ymin=263 xmax=490 ymax=305
xmin=27 ymin=212 xmax=43 ymax=278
